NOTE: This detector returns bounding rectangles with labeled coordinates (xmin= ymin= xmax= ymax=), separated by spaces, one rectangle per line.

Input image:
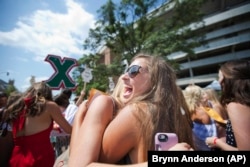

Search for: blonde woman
xmin=183 ymin=84 xmax=217 ymax=150
xmin=203 ymin=88 xmax=228 ymax=138
xmin=69 ymin=54 xmax=193 ymax=167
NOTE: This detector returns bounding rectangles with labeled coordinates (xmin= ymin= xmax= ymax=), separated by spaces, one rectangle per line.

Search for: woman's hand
xmin=169 ymin=143 xmax=193 ymax=151
xmin=205 ymin=136 xmax=218 ymax=148
xmin=74 ymin=100 xmax=88 ymax=122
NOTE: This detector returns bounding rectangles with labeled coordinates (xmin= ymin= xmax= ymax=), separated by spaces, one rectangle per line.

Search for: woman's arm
xmin=206 ymin=103 xmax=250 ymax=150
xmin=99 ymin=105 xmax=140 ymax=163
xmin=69 ymin=95 xmax=114 ymax=167
xmin=227 ymin=103 xmax=250 ymax=150
xmin=206 ymin=136 xmax=238 ymax=151
xmin=69 ymin=100 xmax=88 ymax=154
xmin=48 ymin=101 xmax=72 ymax=134
xmin=75 ymin=90 xmax=85 ymax=107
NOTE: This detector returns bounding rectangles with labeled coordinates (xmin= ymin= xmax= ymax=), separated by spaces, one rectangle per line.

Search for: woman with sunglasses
xmin=68 ymin=53 xmax=193 ymax=167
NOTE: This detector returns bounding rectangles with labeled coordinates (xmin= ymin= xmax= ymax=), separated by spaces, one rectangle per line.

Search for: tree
xmin=73 ymin=53 xmax=121 ymax=95
xmin=84 ymin=0 xmax=166 ymax=60
xmin=144 ymin=0 xmax=206 ymax=57
xmin=75 ymin=0 xmax=206 ymax=94
xmin=5 ymin=85 xmax=17 ymax=96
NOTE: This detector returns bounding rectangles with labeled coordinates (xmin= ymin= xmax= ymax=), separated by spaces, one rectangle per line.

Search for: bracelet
xmin=213 ymin=137 xmax=218 ymax=145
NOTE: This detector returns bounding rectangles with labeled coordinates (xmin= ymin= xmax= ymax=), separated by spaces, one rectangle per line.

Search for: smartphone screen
xmin=155 ymin=133 xmax=178 ymax=151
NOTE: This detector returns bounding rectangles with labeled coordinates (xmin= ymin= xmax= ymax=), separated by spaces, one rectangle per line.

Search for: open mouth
xmin=123 ymin=86 xmax=132 ymax=98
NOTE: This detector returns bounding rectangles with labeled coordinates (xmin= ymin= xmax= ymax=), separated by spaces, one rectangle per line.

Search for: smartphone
xmin=155 ymin=133 xmax=178 ymax=151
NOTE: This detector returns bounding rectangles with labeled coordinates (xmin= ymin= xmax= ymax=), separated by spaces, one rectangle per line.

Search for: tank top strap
xmin=12 ymin=98 xmax=33 ymax=138
xmin=12 ymin=108 xmax=26 ymax=138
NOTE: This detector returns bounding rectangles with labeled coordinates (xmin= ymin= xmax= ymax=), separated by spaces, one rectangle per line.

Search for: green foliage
xmin=73 ymin=53 xmax=117 ymax=95
xmin=5 ymin=84 xmax=18 ymax=96
xmin=76 ymin=0 xmax=206 ymax=93
xmin=144 ymin=0 xmax=206 ymax=58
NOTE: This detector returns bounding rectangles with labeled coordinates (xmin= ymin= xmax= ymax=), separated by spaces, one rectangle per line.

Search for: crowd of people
xmin=0 ymin=54 xmax=249 ymax=167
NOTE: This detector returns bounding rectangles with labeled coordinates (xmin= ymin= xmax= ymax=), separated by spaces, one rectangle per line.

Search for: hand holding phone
xmin=155 ymin=133 xmax=178 ymax=151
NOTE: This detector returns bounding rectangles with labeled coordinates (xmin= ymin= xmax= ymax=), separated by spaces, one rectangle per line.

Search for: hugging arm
xmin=99 ymin=105 xmax=141 ymax=163
xmin=69 ymin=95 xmax=114 ymax=167
xmin=69 ymin=100 xmax=88 ymax=154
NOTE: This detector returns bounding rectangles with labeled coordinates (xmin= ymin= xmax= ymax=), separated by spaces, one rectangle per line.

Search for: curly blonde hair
xmin=183 ymin=84 xmax=204 ymax=116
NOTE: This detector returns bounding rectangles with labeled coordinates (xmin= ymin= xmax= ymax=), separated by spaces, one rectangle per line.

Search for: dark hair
xmin=54 ymin=94 xmax=70 ymax=108
xmin=74 ymin=96 xmax=79 ymax=104
xmin=61 ymin=89 xmax=72 ymax=99
xmin=220 ymin=60 xmax=250 ymax=107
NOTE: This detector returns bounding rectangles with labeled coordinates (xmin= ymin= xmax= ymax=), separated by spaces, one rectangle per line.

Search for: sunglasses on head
xmin=126 ymin=65 xmax=142 ymax=78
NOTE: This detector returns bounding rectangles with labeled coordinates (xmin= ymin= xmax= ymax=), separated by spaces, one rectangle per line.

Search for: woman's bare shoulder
xmin=89 ymin=94 xmax=114 ymax=107
xmin=45 ymin=100 xmax=58 ymax=106
xmin=227 ymin=102 xmax=250 ymax=117
xmin=96 ymin=94 xmax=113 ymax=101
xmin=45 ymin=100 xmax=60 ymax=111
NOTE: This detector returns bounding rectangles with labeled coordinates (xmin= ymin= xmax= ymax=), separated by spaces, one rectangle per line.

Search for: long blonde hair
xmin=111 ymin=76 xmax=124 ymax=110
xmin=204 ymin=88 xmax=220 ymax=104
xmin=128 ymin=54 xmax=193 ymax=157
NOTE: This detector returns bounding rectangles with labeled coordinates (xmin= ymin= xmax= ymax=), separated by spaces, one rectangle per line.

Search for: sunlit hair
xmin=204 ymin=88 xmax=220 ymax=104
xmin=183 ymin=84 xmax=204 ymax=115
xmin=111 ymin=76 xmax=124 ymax=110
xmin=6 ymin=82 xmax=53 ymax=120
xmin=219 ymin=60 xmax=250 ymax=107
xmin=127 ymin=53 xmax=193 ymax=157
xmin=6 ymin=92 xmax=23 ymax=107
xmin=176 ymin=87 xmax=195 ymax=148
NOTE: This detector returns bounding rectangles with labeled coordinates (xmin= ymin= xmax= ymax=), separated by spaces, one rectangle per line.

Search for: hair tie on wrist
xmin=213 ymin=137 xmax=218 ymax=145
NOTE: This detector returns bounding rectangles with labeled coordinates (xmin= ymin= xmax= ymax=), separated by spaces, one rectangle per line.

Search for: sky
xmin=0 ymin=0 xmax=119 ymax=95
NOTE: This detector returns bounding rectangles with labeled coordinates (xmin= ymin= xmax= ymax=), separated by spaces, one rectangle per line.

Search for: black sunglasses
xmin=126 ymin=65 xmax=142 ymax=78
